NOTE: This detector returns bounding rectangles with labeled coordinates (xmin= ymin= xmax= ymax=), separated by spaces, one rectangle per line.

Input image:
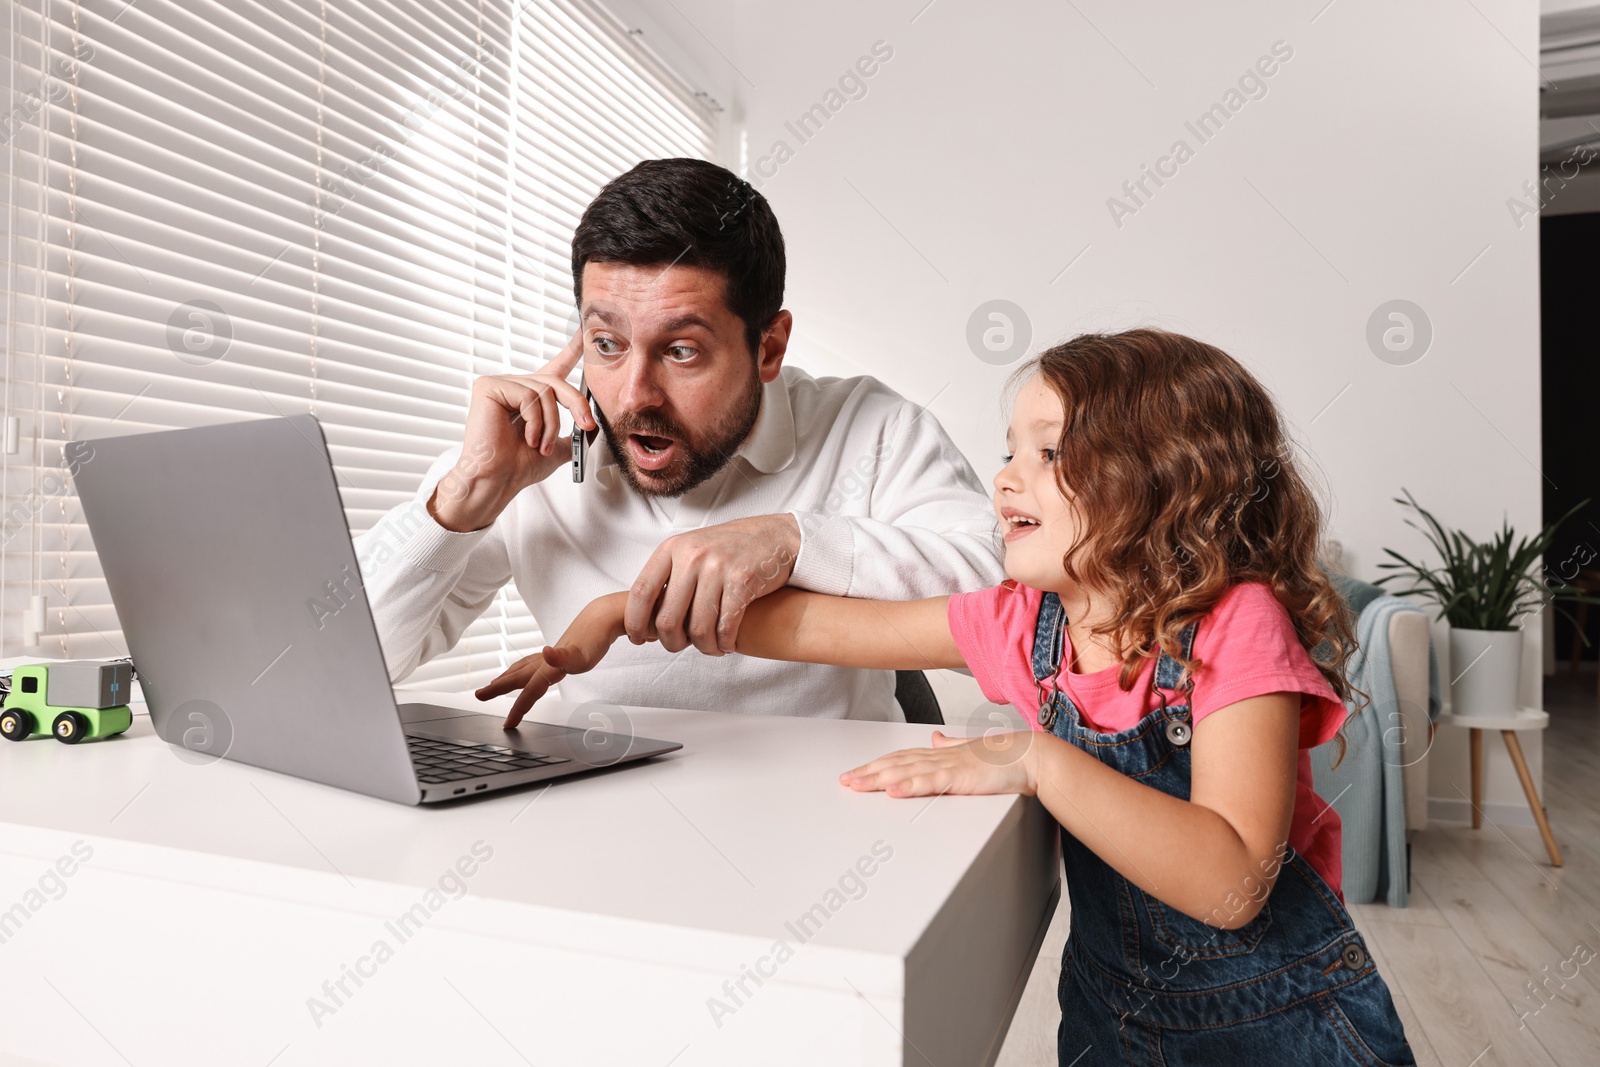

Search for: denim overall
xmin=1033 ymin=593 xmax=1415 ymax=1066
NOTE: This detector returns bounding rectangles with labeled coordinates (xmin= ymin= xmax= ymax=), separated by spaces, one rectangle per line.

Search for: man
xmin=359 ymin=158 xmax=1002 ymax=721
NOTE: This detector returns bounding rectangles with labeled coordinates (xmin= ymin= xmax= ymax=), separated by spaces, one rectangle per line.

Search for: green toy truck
xmin=0 ymin=660 xmax=134 ymax=744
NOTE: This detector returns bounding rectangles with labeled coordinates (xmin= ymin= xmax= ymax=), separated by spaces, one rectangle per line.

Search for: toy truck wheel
xmin=0 ymin=709 xmax=32 ymax=741
xmin=52 ymin=711 xmax=90 ymax=745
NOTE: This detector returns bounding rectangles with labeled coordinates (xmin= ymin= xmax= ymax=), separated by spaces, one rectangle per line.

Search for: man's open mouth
xmin=627 ymin=433 xmax=678 ymax=472
xmin=636 ymin=434 xmax=672 ymax=453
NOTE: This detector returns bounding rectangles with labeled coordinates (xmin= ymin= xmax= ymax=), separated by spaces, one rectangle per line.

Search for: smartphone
xmin=571 ymin=373 xmax=594 ymax=482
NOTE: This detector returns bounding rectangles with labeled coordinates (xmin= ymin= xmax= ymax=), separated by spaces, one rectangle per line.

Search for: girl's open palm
xmin=839 ymin=730 xmax=1038 ymax=797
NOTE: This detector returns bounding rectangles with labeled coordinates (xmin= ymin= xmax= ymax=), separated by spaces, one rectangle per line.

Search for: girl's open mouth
xmin=1003 ymin=510 xmax=1041 ymax=542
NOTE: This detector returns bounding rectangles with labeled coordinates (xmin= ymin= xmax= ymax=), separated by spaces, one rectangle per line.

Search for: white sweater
xmin=356 ymin=366 xmax=1004 ymax=720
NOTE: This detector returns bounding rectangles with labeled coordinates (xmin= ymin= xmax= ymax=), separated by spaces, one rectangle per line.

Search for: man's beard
xmin=593 ymin=372 xmax=764 ymax=498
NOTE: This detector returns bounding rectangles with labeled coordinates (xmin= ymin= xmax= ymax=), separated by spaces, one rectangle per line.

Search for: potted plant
xmin=1377 ymin=490 xmax=1593 ymax=717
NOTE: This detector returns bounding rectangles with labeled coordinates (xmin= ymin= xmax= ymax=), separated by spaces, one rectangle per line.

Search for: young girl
xmin=483 ymin=328 xmax=1416 ymax=1065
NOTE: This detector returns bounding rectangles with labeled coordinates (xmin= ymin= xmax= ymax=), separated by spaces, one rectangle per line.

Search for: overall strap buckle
xmin=1152 ymin=621 xmax=1199 ymax=746
xmin=1032 ymin=592 xmax=1067 ymax=730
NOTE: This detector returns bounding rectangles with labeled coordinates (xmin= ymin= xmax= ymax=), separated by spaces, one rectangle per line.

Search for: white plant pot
xmin=1448 ymin=628 xmax=1522 ymax=717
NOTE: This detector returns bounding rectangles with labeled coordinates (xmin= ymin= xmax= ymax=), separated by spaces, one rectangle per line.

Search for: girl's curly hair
xmin=1022 ymin=328 xmax=1355 ymax=715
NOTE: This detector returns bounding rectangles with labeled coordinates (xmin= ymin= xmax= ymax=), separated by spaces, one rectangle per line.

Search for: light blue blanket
xmin=1310 ymin=593 xmax=1440 ymax=908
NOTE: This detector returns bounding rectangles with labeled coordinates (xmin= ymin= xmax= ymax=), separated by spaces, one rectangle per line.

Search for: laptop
xmin=71 ymin=414 xmax=680 ymax=804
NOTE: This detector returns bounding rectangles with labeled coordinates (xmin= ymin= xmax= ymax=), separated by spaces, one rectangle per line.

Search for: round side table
xmin=1440 ymin=707 xmax=1562 ymax=867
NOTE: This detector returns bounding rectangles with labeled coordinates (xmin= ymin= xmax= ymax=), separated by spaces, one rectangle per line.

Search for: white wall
xmin=621 ymin=0 xmax=1547 ymax=817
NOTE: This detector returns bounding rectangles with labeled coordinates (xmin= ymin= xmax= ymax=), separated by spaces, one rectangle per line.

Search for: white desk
xmin=0 ymin=691 xmax=1059 ymax=1066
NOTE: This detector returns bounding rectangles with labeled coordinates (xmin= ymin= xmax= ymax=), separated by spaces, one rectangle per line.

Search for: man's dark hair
xmin=571 ymin=158 xmax=785 ymax=357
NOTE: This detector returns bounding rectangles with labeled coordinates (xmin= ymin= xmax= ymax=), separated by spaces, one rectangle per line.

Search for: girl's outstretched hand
xmin=479 ymin=643 xmax=598 ymax=728
xmin=839 ymin=729 xmax=1039 ymax=797
xmin=478 ymin=591 xmax=629 ymax=727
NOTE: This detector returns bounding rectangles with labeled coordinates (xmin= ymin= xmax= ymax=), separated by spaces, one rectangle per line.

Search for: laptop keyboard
xmin=406 ymin=735 xmax=570 ymax=784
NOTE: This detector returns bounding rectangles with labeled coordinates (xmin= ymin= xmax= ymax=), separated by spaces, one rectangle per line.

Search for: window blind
xmin=1 ymin=0 xmax=715 ymax=690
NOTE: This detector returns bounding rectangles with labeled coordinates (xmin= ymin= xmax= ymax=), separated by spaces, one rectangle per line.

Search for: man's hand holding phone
xmin=430 ymin=331 xmax=596 ymax=533
xmin=571 ymin=374 xmax=594 ymax=482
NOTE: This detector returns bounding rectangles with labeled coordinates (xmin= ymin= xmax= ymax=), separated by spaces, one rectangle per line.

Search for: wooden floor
xmin=995 ymin=672 xmax=1600 ymax=1067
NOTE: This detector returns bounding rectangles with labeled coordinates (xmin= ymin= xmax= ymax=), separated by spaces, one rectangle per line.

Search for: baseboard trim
xmin=1428 ymin=797 xmax=1536 ymax=829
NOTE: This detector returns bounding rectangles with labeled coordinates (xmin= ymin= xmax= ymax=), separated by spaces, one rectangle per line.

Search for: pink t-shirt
xmin=947 ymin=580 xmax=1348 ymax=900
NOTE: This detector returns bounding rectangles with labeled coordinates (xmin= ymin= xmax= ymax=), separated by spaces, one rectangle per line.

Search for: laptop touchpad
xmin=398 ymin=704 xmax=578 ymax=750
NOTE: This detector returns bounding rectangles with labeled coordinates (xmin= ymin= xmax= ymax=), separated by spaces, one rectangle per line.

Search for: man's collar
xmin=590 ymin=368 xmax=796 ymax=488
xmin=735 ymin=369 xmax=796 ymax=475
